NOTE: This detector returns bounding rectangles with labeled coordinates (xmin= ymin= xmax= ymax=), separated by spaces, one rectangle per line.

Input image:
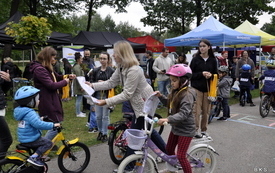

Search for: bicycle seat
xmin=16 ymin=144 xmax=36 ymax=154
xmin=123 ymin=113 xmax=134 ymax=120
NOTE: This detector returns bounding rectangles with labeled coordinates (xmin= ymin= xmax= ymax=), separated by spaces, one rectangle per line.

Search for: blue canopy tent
xmin=164 ymin=16 xmax=261 ymax=47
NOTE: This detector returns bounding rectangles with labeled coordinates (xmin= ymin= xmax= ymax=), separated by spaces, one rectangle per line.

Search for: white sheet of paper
xmin=143 ymin=93 xmax=160 ymax=116
xmin=76 ymin=76 xmax=95 ymax=96
xmin=83 ymin=95 xmax=99 ymax=104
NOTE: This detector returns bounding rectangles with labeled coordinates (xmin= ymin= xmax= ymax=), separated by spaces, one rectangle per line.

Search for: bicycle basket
xmin=123 ymin=129 xmax=147 ymax=150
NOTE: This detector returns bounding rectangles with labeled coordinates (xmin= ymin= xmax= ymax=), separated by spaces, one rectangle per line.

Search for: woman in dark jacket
xmin=90 ymin=52 xmax=115 ymax=142
xmin=29 ymin=47 xmax=75 ymax=140
xmin=189 ymin=39 xmax=218 ymax=138
xmin=0 ymin=71 xmax=12 ymax=159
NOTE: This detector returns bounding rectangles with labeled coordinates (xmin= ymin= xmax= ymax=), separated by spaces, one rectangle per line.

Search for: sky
xmin=96 ymin=2 xmax=275 ymax=33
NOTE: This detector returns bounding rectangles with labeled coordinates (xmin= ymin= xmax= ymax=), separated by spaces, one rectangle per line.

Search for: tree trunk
xmin=195 ymin=0 xmax=202 ymax=27
xmin=2 ymin=0 xmax=20 ymax=61
xmin=86 ymin=0 xmax=94 ymax=31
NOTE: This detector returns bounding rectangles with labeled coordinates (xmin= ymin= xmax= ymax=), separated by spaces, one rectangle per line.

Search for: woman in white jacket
xmin=86 ymin=41 xmax=166 ymax=171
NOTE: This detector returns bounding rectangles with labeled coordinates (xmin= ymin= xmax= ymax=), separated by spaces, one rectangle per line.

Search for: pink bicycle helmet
xmin=166 ymin=64 xmax=192 ymax=78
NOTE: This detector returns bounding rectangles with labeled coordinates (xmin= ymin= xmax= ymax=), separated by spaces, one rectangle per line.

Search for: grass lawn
xmin=4 ymin=87 xmax=260 ymax=156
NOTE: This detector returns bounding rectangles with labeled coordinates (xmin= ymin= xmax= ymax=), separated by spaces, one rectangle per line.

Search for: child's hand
xmin=54 ymin=123 xmax=61 ymax=127
xmin=96 ymin=100 xmax=107 ymax=106
xmin=157 ymin=118 xmax=168 ymax=125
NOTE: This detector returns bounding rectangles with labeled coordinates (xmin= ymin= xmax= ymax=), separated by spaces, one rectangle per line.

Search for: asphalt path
xmin=47 ymin=97 xmax=275 ymax=173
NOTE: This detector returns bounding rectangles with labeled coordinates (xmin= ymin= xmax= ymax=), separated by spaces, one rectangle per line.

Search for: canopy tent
xmin=235 ymin=20 xmax=275 ymax=46
xmin=127 ymin=35 xmax=176 ymax=52
xmin=0 ymin=11 xmax=23 ymax=44
xmin=72 ymin=31 xmax=146 ymax=49
xmin=47 ymin=31 xmax=72 ymax=45
xmin=164 ymin=16 xmax=261 ymax=47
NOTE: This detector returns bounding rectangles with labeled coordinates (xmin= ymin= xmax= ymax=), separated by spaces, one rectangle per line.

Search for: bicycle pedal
xmin=156 ymin=156 xmax=164 ymax=163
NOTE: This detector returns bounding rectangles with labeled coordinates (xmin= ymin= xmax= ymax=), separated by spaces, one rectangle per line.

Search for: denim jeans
xmin=21 ymin=137 xmax=52 ymax=156
xmin=157 ymin=79 xmax=170 ymax=96
xmin=76 ymin=95 xmax=83 ymax=115
xmin=221 ymin=98 xmax=230 ymax=118
xmin=45 ymin=129 xmax=58 ymax=141
xmin=89 ymin=111 xmax=97 ymax=129
xmin=95 ymin=105 xmax=110 ymax=135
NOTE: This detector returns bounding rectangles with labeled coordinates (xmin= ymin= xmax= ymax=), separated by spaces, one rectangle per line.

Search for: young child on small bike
xmin=239 ymin=64 xmax=255 ymax=106
xmin=217 ymin=66 xmax=233 ymax=120
xmin=156 ymin=64 xmax=196 ymax=173
xmin=259 ymin=60 xmax=275 ymax=111
xmin=13 ymin=86 xmax=60 ymax=167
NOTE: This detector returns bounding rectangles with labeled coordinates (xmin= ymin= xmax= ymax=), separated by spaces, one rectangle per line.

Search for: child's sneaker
xmin=27 ymin=157 xmax=44 ymax=167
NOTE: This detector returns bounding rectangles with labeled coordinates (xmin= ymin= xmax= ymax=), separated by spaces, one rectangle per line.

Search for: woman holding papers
xmin=86 ymin=41 xmax=166 ymax=162
xmin=29 ymin=46 xmax=75 ymax=140
xmin=89 ymin=52 xmax=114 ymax=142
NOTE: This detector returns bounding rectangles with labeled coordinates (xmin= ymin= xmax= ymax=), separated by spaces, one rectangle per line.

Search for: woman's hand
xmin=68 ymin=74 xmax=76 ymax=80
xmin=0 ymin=71 xmax=11 ymax=82
xmin=202 ymin=71 xmax=212 ymax=79
xmin=96 ymin=99 xmax=106 ymax=106
xmin=154 ymin=91 xmax=162 ymax=97
xmin=85 ymin=81 xmax=93 ymax=88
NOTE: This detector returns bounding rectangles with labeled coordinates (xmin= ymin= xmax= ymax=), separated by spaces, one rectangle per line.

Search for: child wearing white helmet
xmin=156 ymin=64 xmax=196 ymax=173
xmin=14 ymin=86 xmax=60 ymax=167
xmin=217 ymin=66 xmax=233 ymax=120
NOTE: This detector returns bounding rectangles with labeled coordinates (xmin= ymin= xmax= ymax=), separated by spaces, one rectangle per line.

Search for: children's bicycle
xmin=0 ymin=125 xmax=91 ymax=173
xmin=107 ymin=113 xmax=164 ymax=165
xmin=117 ymin=116 xmax=218 ymax=173
xmin=259 ymin=93 xmax=275 ymax=118
xmin=208 ymin=96 xmax=223 ymax=124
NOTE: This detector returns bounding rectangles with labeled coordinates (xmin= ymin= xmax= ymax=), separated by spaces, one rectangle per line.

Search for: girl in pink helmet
xmin=156 ymin=64 xmax=196 ymax=173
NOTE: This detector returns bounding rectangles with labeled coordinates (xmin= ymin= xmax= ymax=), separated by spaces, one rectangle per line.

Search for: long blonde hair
xmin=36 ymin=46 xmax=57 ymax=72
xmin=113 ymin=41 xmax=139 ymax=68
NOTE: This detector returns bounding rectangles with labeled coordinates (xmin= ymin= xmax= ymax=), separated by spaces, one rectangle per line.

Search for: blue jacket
xmin=14 ymin=107 xmax=54 ymax=143
xmin=259 ymin=69 xmax=275 ymax=93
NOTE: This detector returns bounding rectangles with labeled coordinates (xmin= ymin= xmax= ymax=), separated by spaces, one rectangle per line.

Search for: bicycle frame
xmin=6 ymin=127 xmax=79 ymax=162
xmin=127 ymin=116 xmax=218 ymax=173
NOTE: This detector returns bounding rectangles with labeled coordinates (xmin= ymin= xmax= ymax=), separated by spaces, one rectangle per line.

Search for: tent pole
xmin=223 ymin=42 xmax=225 ymax=51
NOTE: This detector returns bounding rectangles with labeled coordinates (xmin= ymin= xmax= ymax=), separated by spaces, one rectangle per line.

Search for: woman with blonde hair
xmin=29 ymin=47 xmax=76 ymax=140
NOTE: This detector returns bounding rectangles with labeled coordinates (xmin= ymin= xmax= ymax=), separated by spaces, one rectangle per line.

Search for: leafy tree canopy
xmin=5 ymin=15 xmax=51 ymax=46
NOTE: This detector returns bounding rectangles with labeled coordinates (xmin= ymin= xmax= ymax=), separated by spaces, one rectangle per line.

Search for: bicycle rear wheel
xmin=188 ymin=147 xmax=217 ymax=173
xmin=259 ymin=95 xmax=271 ymax=118
xmin=208 ymin=102 xmax=221 ymax=124
xmin=117 ymin=154 xmax=156 ymax=173
xmin=58 ymin=142 xmax=90 ymax=173
xmin=0 ymin=159 xmax=25 ymax=173
xmin=109 ymin=124 xmax=128 ymax=165
xmin=240 ymin=95 xmax=245 ymax=107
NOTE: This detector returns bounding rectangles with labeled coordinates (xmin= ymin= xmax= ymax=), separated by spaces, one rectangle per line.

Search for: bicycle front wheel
xmin=0 ymin=159 xmax=25 ymax=173
xmin=109 ymin=124 xmax=128 ymax=165
xmin=58 ymin=142 xmax=90 ymax=173
xmin=259 ymin=95 xmax=271 ymax=118
xmin=117 ymin=154 xmax=156 ymax=173
xmin=188 ymin=147 xmax=217 ymax=173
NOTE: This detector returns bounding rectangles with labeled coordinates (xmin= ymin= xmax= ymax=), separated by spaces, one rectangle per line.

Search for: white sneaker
xmin=76 ymin=113 xmax=86 ymax=117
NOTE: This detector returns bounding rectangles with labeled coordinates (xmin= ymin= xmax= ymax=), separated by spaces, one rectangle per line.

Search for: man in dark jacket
xmin=145 ymin=50 xmax=156 ymax=90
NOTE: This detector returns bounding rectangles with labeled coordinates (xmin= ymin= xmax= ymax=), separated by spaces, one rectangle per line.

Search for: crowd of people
xmin=0 ymin=39 xmax=267 ymax=171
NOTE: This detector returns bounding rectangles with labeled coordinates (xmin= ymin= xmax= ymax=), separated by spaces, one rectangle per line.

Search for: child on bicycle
xmin=13 ymin=86 xmax=60 ymax=167
xmin=239 ymin=64 xmax=255 ymax=106
xmin=217 ymin=66 xmax=232 ymax=120
xmin=259 ymin=60 xmax=275 ymax=112
xmin=156 ymin=64 xmax=196 ymax=173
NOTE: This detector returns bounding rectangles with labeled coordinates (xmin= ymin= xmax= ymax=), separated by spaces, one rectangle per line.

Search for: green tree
xmin=5 ymin=15 xmax=52 ymax=59
xmin=82 ymin=0 xmax=134 ymax=31
xmin=209 ymin=0 xmax=275 ymax=28
xmin=261 ymin=15 xmax=275 ymax=35
xmin=115 ymin=21 xmax=144 ymax=38
xmin=140 ymin=0 xmax=196 ymax=36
